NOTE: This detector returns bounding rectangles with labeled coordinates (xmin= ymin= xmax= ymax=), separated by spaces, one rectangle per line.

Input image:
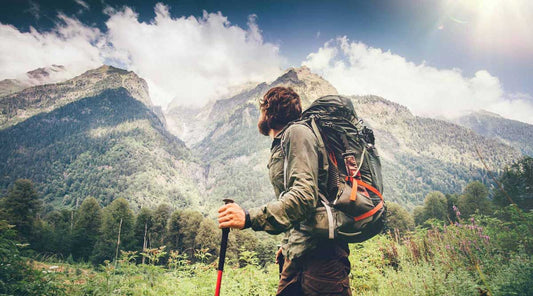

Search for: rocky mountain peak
xmin=67 ymin=64 xmax=151 ymax=107
xmin=270 ymin=66 xmax=338 ymax=107
xmin=1 ymin=65 xmax=152 ymax=128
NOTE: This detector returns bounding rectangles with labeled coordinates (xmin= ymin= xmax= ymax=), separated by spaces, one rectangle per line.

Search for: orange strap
xmin=356 ymin=179 xmax=383 ymax=199
xmin=354 ymin=179 xmax=384 ymax=222
xmin=350 ymin=181 xmax=357 ymax=201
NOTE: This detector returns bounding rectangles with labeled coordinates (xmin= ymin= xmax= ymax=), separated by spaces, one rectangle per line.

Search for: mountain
xmin=0 ymin=65 xmax=67 ymax=97
xmin=0 ymin=64 xmax=526 ymax=214
xmin=0 ymin=66 xmax=204 ymax=210
xmin=163 ymin=66 xmax=340 ymax=210
xmin=454 ymin=110 xmax=533 ymax=156
xmin=349 ymin=96 xmax=521 ymax=206
xmin=167 ymin=67 xmax=522 ymax=210
xmin=0 ymin=65 xmax=152 ymax=129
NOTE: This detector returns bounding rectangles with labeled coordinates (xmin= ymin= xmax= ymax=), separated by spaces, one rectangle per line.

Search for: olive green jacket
xmin=248 ymin=123 xmax=329 ymax=260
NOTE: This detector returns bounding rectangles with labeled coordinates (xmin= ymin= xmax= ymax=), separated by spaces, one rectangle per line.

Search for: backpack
xmin=284 ymin=95 xmax=386 ymax=243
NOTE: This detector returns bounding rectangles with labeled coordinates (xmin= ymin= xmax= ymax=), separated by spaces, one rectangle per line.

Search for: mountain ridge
xmin=0 ymin=64 xmax=529 ymax=213
xmin=0 ymin=65 xmax=152 ymax=129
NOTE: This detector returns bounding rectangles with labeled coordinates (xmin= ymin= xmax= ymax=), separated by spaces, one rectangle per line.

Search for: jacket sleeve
xmin=248 ymin=124 xmax=319 ymax=234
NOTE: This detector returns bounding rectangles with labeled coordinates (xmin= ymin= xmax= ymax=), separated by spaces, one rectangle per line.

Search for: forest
xmin=0 ymin=156 xmax=531 ymax=295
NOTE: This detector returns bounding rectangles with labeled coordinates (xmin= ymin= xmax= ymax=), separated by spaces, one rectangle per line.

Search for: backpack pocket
xmin=332 ymin=181 xmax=375 ymax=217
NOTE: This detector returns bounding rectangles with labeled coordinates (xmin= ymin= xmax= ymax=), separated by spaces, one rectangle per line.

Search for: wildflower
xmin=445 ymin=245 xmax=451 ymax=250
xmin=470 ymin=217 xmax=475 ymax=224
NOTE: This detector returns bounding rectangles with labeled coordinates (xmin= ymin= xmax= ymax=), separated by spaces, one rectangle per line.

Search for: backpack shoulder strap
xmin=281 ymin=119 xmax=336 ymax=239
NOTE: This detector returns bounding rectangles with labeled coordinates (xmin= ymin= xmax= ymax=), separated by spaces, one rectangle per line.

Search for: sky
xmin=1 ymin=0 xmax=532 ymax=123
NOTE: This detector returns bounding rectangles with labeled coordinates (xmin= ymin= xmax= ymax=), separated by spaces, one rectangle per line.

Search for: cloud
xmin=0 ymin=14 xmax=105 ymax=83
xmin=74 ymin=0 xmax=90 ymax=12
xmin=0 ymin=3 xmax=283 ymax=107
xmin=303 ymin=37 xmax=533 ymax=124
xmin=26 ymin=1 xmax=41 ymax=20
xmin=104 ymin=4 xmax=283 ymax=107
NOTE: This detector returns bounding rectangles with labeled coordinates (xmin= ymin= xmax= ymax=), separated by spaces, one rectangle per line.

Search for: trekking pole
xmin=215 ymin=198 xmax=234 ymax=296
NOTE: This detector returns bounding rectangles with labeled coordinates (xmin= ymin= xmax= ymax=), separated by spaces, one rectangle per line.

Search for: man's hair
xmin=259 ymin=86 xmax=302 ymax=130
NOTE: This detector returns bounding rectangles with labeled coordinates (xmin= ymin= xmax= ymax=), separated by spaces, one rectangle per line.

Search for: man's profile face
xmin=257 ymin=108 xmax=270 ymax=136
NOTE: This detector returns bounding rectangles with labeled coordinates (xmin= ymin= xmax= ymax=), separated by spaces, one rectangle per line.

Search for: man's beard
xmin=258 ymin=117 xmax=270 ymax=136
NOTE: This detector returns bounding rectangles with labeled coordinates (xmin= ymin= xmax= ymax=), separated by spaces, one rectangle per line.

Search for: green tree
xmin=458 ymin=181 xmax=491 ymax=217
xmin=493 ymin=156 xmax=533 ymax=210
xmin=134 ymin=207 xmax=153 ymax=251
xmin=194 ymin=218 xmax=218 ymax=258
xmin=413 ymin=206 xmax=426 ymax=226
xmin=423 ymin=191 xmax=448 ymax=222
xmin=151 ymin=204 xmax=172 ymax=247
xmin=169 ymin=210 xmax=203 ymax=258
xmin=445 ymin=193 xmax=459 ymax=222
xmin=166 ymin=210 xmax=182 ymax=251
xmin=91 ymin=198 xmax=134 ymax=264
xmin=385 ymin=202 xmax=415 ymax=233
xmin=72 ymin=197 xmax=102 ymax=261
xmin=43 ymin=209 xmax=73 ymax=256
xmin=1 ymin=179 xmax=41 ymax=240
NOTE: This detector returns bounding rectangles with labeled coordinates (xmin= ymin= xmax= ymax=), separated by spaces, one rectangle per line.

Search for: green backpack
xmin=285 ymin=95 xmax=386 ymax=243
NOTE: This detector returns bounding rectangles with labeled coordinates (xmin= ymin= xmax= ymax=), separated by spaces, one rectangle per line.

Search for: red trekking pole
xmin=215 ymin=198 xmax=233 ymax=296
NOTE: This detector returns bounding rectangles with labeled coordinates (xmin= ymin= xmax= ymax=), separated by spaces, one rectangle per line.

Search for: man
xmin=218 ymin=86 xmax=351 ymax=295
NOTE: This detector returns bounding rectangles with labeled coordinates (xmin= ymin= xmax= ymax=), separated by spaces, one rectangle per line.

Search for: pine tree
xmin=1 ymin=179 xmax=41 ymax=241
xmin=44 ymin=209 xmax=73 ymax=257
xmin=493 ymin=156 xmax=533 ymax=210
xmin=72 ymin=197 xmax=102 ymax=261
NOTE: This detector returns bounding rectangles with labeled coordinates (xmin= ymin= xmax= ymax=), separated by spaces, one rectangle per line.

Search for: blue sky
xmin=1 ymin=0 xmax=532 ymax=123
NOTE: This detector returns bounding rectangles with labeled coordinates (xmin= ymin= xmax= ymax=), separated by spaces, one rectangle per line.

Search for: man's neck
xmin=269 ymin=128 xmax=282 ymax=140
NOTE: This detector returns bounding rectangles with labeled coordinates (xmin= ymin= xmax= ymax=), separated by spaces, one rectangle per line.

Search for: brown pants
xmin=277 ymin=244 xmax=352 ymax=296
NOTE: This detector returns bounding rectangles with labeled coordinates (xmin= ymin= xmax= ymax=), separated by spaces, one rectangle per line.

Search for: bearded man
xmin=218 ymin=86 xmax=351 ymax=295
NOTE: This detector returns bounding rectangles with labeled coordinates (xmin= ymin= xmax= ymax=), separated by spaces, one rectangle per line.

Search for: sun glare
xmin=442 ymin=0 xmax=532 ymax=56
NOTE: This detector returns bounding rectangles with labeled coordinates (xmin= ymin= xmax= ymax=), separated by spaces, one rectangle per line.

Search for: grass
xmin=27 ymin=212 xmax=532 ymax=296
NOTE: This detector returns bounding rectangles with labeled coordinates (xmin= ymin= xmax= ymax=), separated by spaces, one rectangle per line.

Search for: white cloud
xmin=303 ymin=37 xmax=533 ymax=124
xmin=0 ymin=14 xmax=105 ymax=83
xmin=104 ymin=4 xmax=282 ymax=107
xmin=75 ymin=0 xmax=89 ymax=10
xmin=0 ymin=3 xmax=283 ymax=107
xmin=74 ymin=0 xmax=90 ymax=12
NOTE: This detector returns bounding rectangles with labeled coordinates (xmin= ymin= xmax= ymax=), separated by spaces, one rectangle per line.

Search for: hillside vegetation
xmin=1 ymin=158 xmax=531 ymax=295
xmin=0 ymin=88 xmax=200 ymax=209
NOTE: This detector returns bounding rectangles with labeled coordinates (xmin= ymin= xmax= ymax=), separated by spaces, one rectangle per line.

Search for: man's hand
xmin=218 ymin=203 xmax=246 ymax=229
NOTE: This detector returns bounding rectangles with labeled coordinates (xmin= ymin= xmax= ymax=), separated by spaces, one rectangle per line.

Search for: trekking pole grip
xmin=218 ymin=198 xmax=234 ymax=269
xmin=215 ymin=199 xmax=234 ymax=296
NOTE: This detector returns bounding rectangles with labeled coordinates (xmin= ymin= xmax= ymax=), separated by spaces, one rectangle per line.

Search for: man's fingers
xmin=218 ymin=215 xmax=231 ymax=223
xmin=219 ymin=221 xmax=234 ymax=229
xmin=218 ymin=204 xmax=229 ymax=213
